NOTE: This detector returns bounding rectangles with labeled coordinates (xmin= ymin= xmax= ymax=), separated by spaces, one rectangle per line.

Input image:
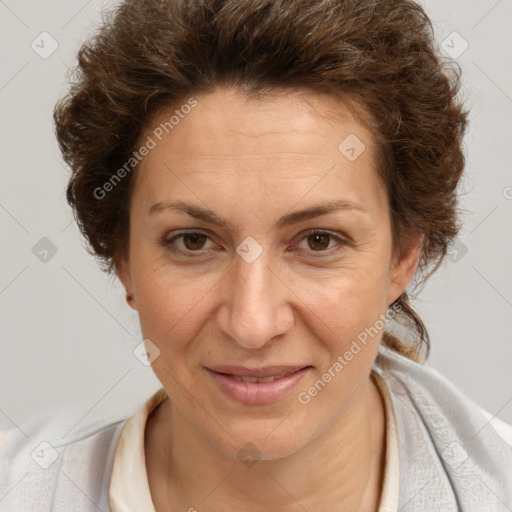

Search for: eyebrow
xmin=148 ymin=199 xmax=367 ymax=231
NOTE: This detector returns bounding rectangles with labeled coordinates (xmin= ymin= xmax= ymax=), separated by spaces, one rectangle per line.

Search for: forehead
xmin=149 ymin=87 xmax=372 ymax=155
xmin=132 ymin=87 xmax=383 ymax=212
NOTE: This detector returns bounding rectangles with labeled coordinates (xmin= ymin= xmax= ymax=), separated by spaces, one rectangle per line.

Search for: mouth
xmin=204 ymin=365 xmax=312 ymax=405
xmin=228 ymin=373 xmax=293 ymax=383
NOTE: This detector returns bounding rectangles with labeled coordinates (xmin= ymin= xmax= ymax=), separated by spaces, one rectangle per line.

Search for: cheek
xmin=133 ymin=263 xmax=215 ymax=345
xmin=292 ymin=262 xmax=390 ymax=328
xmin=289 ymin=266 xmax=390 ymax=379
xmin=294 ymin=276 xmax=387 ymax=404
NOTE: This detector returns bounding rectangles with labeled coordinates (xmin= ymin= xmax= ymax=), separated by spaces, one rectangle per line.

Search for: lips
xmin=206 ymin=365 xmax=307 ymax=378
xmin=229 ymin=373 xmax=289 ymax=383
xmin=205 ymin=365 xmax=312 ymax=405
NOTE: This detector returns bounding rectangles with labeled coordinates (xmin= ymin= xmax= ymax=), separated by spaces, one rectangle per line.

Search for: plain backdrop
xmin=1 ymin=0 xmax=511 ymax=439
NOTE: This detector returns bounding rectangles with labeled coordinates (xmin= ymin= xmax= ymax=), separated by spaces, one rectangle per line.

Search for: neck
xmin=145 ymin=374 xmax=386 ymax=512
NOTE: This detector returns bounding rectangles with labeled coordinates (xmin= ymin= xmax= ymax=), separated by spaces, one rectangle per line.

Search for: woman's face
xmin=118 ymin=87 xmax=420 ymax=460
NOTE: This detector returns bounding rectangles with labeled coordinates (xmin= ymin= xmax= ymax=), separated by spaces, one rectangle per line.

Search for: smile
xmin=204 ymin=366 xmax=312 ymax=405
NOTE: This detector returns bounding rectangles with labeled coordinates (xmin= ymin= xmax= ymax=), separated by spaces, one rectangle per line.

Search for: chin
xmin=203 ymin=413 xmax=317 ymax=464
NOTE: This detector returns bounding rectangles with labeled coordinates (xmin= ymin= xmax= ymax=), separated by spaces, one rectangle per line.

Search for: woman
xmin=1 ymin=0 xmax=511 ymax=510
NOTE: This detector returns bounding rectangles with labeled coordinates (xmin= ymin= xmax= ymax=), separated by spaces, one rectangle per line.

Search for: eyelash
xmin=160 ymin=229 xmax=349 ymax=258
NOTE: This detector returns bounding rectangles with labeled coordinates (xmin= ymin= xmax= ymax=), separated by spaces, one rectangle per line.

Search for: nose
xmin=217 ymin=249 xmax=295 ymax=349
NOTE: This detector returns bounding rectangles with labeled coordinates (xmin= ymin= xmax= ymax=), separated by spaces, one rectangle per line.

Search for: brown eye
xmin=307 ymin=232 xmax=331 ymax=251
xmin=295 ymin=230 xmax=348 ymax=256
xmin=182 ymin=232 xmax=208 ymax=250
xmin=160 ymin=230 xmax=217 ymax=256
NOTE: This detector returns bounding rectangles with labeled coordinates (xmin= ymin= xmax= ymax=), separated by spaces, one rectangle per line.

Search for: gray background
xmin=1 ymin=0 xmax=511 ymax=440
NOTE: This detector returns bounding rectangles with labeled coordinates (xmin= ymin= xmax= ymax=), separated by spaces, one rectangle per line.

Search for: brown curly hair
xmin=54 ymin=0 xmax=469 ymax=362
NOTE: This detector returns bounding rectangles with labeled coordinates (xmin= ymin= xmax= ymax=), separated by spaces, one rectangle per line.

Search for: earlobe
xmin=387 ymin=231 xmax=424 ymax=305
xmin=116 ymin=259 xmax=137 ymax=310
xmin=125 ymin=291 xmax=136 ymax=309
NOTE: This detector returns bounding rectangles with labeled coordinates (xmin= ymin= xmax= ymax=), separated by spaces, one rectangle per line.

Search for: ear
xmin=387 ymin=229 xmax=424 ymax=305
xmin=116 ymin=258 xmax=137 ymax=311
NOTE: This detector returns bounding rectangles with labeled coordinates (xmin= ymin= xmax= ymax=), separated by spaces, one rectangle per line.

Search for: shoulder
xmin=0 ymin=413 xmax=128 ymax=512
xmin=375 ymin=345 xmax=512 ymax=509
xmin=478 ymin=406 xmax=512 ymax=448
xmin=376 ymin=344 xmax=512 ymax=446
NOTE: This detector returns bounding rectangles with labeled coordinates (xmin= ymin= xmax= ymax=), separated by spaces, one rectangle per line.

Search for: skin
xmin=117 ymin=86 xmax=423 ymax=511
